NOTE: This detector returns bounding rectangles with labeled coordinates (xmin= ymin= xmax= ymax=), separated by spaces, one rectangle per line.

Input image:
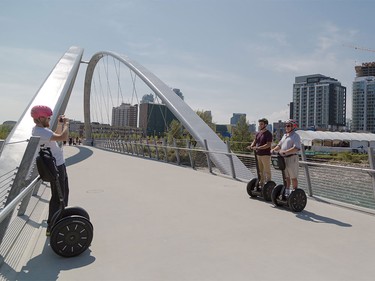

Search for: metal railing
xmin=1 ymin=135 xmax=375 ymax=265
xmin=95 ymin=138 xmax=375 ymax=211
xmin=0 ymin=137 xmax=41 ymax=246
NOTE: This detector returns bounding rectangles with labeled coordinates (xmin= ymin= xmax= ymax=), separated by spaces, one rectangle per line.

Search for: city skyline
xmin=1 ymin=0 xmax=375 ymax=126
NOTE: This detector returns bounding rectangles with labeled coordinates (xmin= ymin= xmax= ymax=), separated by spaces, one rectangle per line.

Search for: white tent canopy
xmin=296 ymin=130 xmax=375 ymax=151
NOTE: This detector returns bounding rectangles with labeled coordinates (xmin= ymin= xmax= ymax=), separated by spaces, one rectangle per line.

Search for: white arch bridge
xmin=0 ymin=46 xmax=252 ymax=182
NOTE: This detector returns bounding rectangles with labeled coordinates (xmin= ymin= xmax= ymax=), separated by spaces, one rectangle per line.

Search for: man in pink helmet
xmin=31 ymin=105 xmax=70 ymax=236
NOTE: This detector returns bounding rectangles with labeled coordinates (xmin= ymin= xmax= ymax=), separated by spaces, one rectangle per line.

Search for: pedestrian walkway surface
xmin=2 ymin=146 xmax=375 ymax=281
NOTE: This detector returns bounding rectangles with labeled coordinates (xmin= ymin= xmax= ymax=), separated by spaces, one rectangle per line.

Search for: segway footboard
xmin=271 ymin=184 xmax=288 ymax=207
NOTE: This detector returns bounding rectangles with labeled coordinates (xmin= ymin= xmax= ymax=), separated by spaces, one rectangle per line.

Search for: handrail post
xmin=204 ymin=139 xmax=213 ymax=174
xmin=141 ymin=138 xmax=145 ymax=157
xmin=146 ymin=139 xmax=151 ymax=158
xmin=134 ymin=140 xmax=139 ymax=156
xmin=154 ymin=139 xmax=159 ymax=160
xmin=125 ymin=140 xmax=129 ymax=153
xmin=300 ymin=145 xmax=313 ymax=196
xmin=163 ymin=138 xmax=168 ymax=162
xmin=368 ymin=147 xmax=375 ymax=197
xmin=226 ymin=141 xmax=236 ymax=179
xmin=121 ymin=139 xmax=125 ymax=153
xmin=174 ymin=139 xmax=180 ymax=165
xmin=187 ymin=140 xmax=195 ymax=169
xmin=18 ymin=169 xmax=40 ymax=215
xmin=130 ymin=140 xmax=134 ymax=155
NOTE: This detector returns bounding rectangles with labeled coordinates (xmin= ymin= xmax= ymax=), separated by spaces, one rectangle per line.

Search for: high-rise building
xmin=352 ymin=76 xmax=375 ymax=132
xmin=112 ymin=103 xmax=138 ymax=127
xmin=139 ymin=103 xmax=178 ymax=136
xmin=293 ymin=74 xmax=346 ymax=131
xmin=230 ymin=113 xmax=246 ymax=126
xmin=355 ymin=62 xmax=375 ymax=77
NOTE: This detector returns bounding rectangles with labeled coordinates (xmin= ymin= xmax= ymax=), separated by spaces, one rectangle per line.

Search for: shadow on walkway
xmin=65 ymin=146 xmax=94 ymax=167
xmin=295 ymin=210 xmax=352 ymax=227
xmin=16 ymin=240 xmax=95 ymax=281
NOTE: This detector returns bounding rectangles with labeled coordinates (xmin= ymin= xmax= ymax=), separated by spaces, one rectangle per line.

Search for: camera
xmin=59 ymin=117 xmax=64 ymax=123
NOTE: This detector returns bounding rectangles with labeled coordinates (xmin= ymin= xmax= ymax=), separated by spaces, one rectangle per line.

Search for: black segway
xmin=246 ymin=150 xmax=276 ymax=201
xmin=36 ymin=147 xmax=93 ymax=257
xmin=270 ymin=153 xmax=307 ymax=212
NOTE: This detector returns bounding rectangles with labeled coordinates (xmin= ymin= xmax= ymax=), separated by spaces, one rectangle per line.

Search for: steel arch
xmin=83 ymin=51 xmax=252 ymax=180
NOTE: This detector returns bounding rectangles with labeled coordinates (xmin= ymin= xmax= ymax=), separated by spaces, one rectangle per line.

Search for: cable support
xmin=2 ymin=139 xmax=29 ymax=145
xmin=104 ymin=56 xmax=115 ymax=120
xmin=0 ymin=187 xmax=10 ymax=198
xmin=114 ymin=58 xmax=124 ymax=104
xmin=0 ymin=176 xmax=15 ymax=190
xmin=0 ymin=168 xmax=17 ymax=181
xmin=130 ymin=70 xmax=140 ymax=105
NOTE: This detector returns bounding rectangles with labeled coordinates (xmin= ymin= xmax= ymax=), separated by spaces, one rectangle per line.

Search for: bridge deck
xmin=2 ymin=146 xmax=375 ymax=281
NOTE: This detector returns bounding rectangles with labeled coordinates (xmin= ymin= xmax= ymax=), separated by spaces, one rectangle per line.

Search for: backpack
xmin=36 ymin=147 xmax=59 ymax=182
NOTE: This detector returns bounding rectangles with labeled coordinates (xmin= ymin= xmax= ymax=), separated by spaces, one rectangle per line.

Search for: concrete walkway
xmin=3 ymin=146 xmax=375 ymax=281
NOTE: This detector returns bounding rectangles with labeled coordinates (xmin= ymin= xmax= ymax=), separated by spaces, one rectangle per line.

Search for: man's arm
xmin=51 ymin=117 xmax=69 ymax=141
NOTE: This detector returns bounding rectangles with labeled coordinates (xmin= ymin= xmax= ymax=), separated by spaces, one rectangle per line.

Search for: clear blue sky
xmin=1 ymin=0 xmax=375 ymax=125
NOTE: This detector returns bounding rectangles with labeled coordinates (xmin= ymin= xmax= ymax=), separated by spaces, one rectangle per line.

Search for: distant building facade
xmin=355 ymin=62 xmax=375 ymax=77
xmin=273 ymin=120 xmax=286 ymax=141
xmin=215 ymin=124 xmax=231 ymax=138
xmin=139 ymin=103 xmax=178 ymax=137
xmin=230 ymin=113 xmax=246 ymax=126
xmin=111 ymin=103 xmax=138 ymax=127
xmin=293 ymin=74 xmax=346 ymax=131
xmin=69 ymin=120 xmax=84 ymax=137
xmin=352 ymin=75 xmax=375 ymax=132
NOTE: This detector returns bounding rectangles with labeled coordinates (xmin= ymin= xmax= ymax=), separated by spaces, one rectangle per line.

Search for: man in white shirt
xmin=271 ymin=119 xmax=301 ymax=197
xmin=31 ymin=105 xmax=70 ymax=236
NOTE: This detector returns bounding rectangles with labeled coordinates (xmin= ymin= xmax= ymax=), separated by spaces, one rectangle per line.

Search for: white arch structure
xmin=0 ymin=46 xmax=83 ymax=179
xmin=83 ymin=51 xmax=253 ymax=180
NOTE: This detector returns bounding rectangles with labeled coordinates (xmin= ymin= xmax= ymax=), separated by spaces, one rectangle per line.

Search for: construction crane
xmin=343 ymin=43 xmax=375 ymax=53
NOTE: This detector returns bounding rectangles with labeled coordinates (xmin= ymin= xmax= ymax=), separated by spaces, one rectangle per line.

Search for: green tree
xmin=231 ymin=115 xmax=252 ymax=152
xmin=0 ymin=124 xmax=12 ymax=140
xmin=166 ymin=119 xmax=183 ymax=144
xmin=196 ymin=110 xmax=215 ymax=131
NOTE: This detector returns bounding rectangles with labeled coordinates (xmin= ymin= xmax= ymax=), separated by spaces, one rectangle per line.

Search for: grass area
xmin=312 ymin=151 xmax=369 ymax=165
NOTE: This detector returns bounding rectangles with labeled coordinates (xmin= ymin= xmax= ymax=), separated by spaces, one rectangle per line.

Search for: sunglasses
xmin=285 ymin=125 xmax=292 ymax=128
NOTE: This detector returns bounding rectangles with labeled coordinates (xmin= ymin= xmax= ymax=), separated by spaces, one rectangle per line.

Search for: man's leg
xmin=57 ymin=164 xmax=69 ymax=206
xmin=262 ymin=155 xmax=271 ymax=182
xmin=257 ymin=156 xmax=265 ymax=186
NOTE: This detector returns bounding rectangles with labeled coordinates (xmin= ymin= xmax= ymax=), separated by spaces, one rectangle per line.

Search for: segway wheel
xmin=50 ymin=216 xmax=93 ymax=258
xmin=271 ymin=184 xmax=284 ymax=207
xmin=246 ymin=178 xmax=258 ymax=198
xmin=61 ymin=206 xmax=91 ymax=220
xmin=288 ymin=189 xmax=307 ymax=212
xmin=262 ymin=181 xmax=276 ymax=201
xmin=50 ymin=206 xmax=91 ymax=225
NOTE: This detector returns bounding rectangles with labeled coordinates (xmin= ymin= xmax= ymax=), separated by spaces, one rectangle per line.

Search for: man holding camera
xmin=31 ymin=105 xmax=70 ymax=236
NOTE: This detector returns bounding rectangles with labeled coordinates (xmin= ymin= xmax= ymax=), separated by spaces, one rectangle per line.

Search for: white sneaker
xmin=284 ymin=188 xmax=290 ymax=197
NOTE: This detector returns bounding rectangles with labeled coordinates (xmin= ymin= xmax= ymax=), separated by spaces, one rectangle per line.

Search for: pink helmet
xmin=285 ymin=119 xmax=298 ymax=130
xmin=30 ymin=105 xmax=53 ymax=119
